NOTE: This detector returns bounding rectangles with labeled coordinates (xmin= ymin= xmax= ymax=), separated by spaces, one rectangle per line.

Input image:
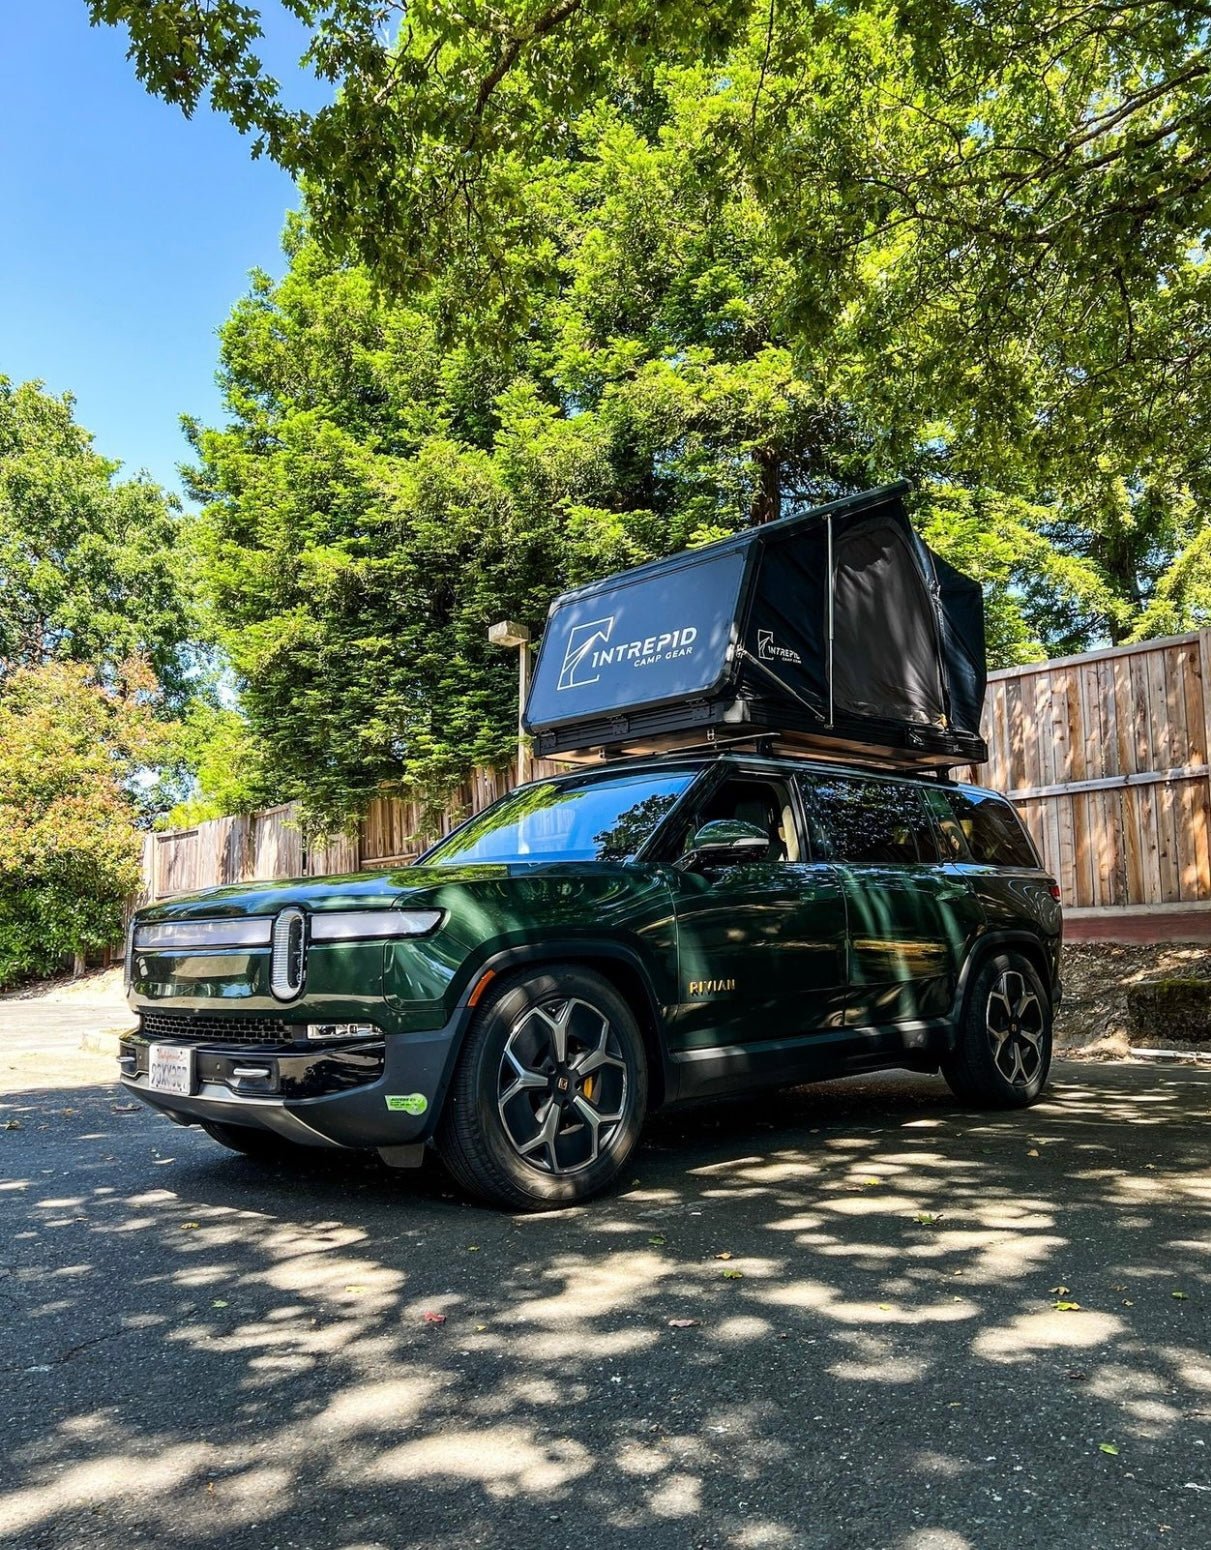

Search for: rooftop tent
xmin=523 ymin=482 xmax=988 ymax=769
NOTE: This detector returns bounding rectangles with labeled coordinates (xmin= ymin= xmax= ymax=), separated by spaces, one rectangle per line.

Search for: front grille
xmin=138 ymin=1011 xmax=296 ymax=1048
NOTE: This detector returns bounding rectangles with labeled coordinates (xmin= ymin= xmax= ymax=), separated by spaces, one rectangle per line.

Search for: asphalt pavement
xmin=2 ymin=1025 xmax=1210 ymax=1550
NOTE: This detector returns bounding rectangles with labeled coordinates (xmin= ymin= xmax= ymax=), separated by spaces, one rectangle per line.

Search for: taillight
xmin=1048 ymin=882 xmax=1062 ymax=901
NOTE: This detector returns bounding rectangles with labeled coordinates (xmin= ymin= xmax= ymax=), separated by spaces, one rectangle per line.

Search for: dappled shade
xmin=2 ymin=1064 xmax=1210 ymax=1547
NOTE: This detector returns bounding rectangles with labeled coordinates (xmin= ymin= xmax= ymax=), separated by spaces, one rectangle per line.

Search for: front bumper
xmin=119 ymin=1018 xmax=463 ymax=1150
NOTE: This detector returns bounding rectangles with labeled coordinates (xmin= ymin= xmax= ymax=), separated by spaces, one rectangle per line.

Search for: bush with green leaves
xmin=0 ymin=661 xmax=166 ymax=988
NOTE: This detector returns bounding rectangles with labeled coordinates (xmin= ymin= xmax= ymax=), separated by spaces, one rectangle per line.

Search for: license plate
xmin=148 ymin=1044 xmax=195 ymax=1097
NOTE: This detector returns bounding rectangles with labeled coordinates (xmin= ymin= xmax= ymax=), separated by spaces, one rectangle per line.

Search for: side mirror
xmin=676 ymin=818 xmax=771 ymax=871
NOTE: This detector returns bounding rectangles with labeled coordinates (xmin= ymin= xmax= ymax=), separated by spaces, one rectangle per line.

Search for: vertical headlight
xmin=123 ymin=915 xmax=136 ymax=991
xmin=271 ymin=906 xmax=306 ymax=1000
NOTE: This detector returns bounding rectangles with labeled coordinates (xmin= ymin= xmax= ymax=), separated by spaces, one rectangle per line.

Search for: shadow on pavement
xmin=2 ymin=1062 xmax=1210 ymax=1549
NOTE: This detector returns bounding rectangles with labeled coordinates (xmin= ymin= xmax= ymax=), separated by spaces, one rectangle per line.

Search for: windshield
xmin=422 ymin=770 xmax=695 ymax=865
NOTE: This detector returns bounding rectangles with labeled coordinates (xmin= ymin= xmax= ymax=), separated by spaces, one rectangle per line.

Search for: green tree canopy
xmin=98 ymin=3 xmax=1211 ymax=646
xmin=0 ymin=377 xmax=192 ymax=695
xmin=102 ymin=2 xmax=1211 ymax=825
xmin=0 ymin=659 xmax=168 ymax=986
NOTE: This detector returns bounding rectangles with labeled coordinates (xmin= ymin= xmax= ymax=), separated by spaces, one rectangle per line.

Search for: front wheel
xmin=437 ymin=965 xmax=649 ymax=1211
xmin=942 ymin=952 xmax=1052 ymax=1108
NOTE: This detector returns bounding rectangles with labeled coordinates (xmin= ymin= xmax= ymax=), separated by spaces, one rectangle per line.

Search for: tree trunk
xmin=72 ymin=952 xmax=86 ymax=979
xmin=750 ymin=447 xmax=781 ymax=526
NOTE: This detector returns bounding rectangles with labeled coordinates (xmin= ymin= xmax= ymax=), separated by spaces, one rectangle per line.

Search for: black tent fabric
xmin=524 ymin=483 xmax=987 ymax=768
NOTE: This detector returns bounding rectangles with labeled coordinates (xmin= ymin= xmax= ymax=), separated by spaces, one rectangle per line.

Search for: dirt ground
xmin=0 ymin=965 xmax=125 ymax=1004
xmin=1055 ymin=941 xmax=1211 ymax=1058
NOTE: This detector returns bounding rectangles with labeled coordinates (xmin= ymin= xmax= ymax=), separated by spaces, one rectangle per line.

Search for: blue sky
xmin=1 ymin=2 xmax=330 ymax=496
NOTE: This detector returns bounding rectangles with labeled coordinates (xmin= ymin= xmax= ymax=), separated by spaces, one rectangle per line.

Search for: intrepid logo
xmin=688 ymin=978 xmax=737 ymax=997
xmin=757 ymin=629 xmax=802 ymax=665
xmin=557 ymin=613 xmax=698 ymax=691
xmin=558 ymin=617 xmax=615 ymax=691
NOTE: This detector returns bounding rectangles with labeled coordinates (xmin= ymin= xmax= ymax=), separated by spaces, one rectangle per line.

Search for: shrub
xmin=0 ymin=660 xmax=165 ymax=987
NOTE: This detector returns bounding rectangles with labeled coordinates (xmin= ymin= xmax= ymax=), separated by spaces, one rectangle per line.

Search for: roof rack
xmin=550 ymin=723 xmax=977 ymax=776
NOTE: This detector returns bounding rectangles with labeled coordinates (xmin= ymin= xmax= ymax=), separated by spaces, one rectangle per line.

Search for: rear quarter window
xmin=945 ymin=790 xmax=1040 ymax=869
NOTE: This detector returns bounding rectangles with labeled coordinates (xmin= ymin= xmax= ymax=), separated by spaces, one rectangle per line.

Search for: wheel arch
xmin=458 ymin=942 xmax=673 ymax=1109
xmin=949 ymin=931 xmax=1055 ymax=1049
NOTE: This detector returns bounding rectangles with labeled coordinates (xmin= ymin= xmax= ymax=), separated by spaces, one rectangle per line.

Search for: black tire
xmin=198 ymin=1119 xmax=308 ymax=1161
xmin=437 ymin=965 xmax=649 ymax=1211
xmin=942 ymin=951 xmax=1053 ymax=1108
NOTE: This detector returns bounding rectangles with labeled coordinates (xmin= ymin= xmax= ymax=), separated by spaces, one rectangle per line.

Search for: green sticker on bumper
xmin=386 ymin=1093 xmax=428 ymax=1115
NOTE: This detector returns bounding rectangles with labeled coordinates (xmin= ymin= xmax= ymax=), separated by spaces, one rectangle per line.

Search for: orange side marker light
xmin=467 ymin=969 xmax=497 ymax=1008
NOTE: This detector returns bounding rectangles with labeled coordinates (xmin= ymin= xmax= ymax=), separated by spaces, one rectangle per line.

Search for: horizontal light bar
xmin=308 ymin=909 xmax=443 ymax=942
xmin=133 ymin=918 xmax=273 ymax=952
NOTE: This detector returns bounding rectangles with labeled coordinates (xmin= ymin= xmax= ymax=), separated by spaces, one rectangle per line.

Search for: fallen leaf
xmin=110 ymin=1103 xmax=140 ymax=1113
xmin=466 ymin=1245 xmax=480 ymax=1252
xmin=1050 ymin=1285 xmax=1071 ymax=1297
xmin=667 ymin=1318 xmax=700 ymax=1329
xmin=1099 ymin=1443 xmax=1119 ymax=1456
xmin=211 ymin=1299 xmax=229 ymax=1309
xmin=1122 ymin=1299 xmax=1135 ymax=1307
xmin=715 ymin=1251 xmax=733 ymax=1261
xmin=649 ymin=1235 xmax=667 ymax=1246
xmin=343 ymin=1284 xmax=369 ymax=1294
xmin=1172 ymin=1291 xmax=1189 ymax=1301
xmin=1027 ymin=1148 xmax=1041 ymax=1158
xmin=914 ymin=1213 xmax=940 ymax=1226
xmin=879 ymin=1303 xmax=893 ymax=1311
xmin=1066 ymin=1369 xmax=1088 ymax=1382
xmin=2 ymin=1119 xmax=22 ymax=1131
xmin=1053 ymin=1300 xmax=1082 ymax=1312
xmin=475 ymin=1324 xmax=487 ymax=1332
xmin=180 ymin=1221 xmax=201 ymax=1231
xmin=721 ymin=1269 xmax=744 ymax=1280
xmin=422 ymin=1311 xmax=447 ymax=1325
xmin=862 ymin=1177 xmax=881 ymax=1187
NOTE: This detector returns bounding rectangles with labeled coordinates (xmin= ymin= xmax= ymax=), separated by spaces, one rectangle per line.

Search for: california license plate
xmin=148 ymin=1044 xmax=195 ymax=1097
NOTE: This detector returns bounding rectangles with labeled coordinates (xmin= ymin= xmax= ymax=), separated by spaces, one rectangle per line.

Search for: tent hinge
xmin=734 ymin=646 xmax=829 ymax=724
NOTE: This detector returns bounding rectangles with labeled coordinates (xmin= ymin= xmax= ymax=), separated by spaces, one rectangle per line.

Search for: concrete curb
xmin=1128 ymin=1045 xmax=1211 ymax=1066
xmin=80 ymin=1028 xmax=123 ymax=1058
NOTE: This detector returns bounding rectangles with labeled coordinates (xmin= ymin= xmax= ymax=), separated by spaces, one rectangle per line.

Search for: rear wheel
xmin=942 ymin=951 xmax=1052 ymax=1108
xmin=198 ymin=1119 xmax=309 ymax=1161
xmin=438 ymin=965 xmax=648 ymax=1211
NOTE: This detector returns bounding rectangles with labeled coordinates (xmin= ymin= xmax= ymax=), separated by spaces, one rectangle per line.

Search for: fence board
xmin=966 ymin=631 xmax=1211 ymax=909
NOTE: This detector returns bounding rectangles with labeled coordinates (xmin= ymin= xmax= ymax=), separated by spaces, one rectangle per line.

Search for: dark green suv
xmin=121 ymin=753 xmax=1062 ymax=1210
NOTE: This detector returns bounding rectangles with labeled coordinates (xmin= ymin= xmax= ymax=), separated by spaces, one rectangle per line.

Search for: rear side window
xmin=944 ymin=790 xmax=1039 ymax=869
xmin=803 ymin=776 xmax=939 ymax=864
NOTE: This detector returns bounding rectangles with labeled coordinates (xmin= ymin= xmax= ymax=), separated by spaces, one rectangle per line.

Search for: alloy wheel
xmin=985 ymin=969 xmax=1045 ymax=1088
xmin=497 ymin=997 xmax=629 ymax=1175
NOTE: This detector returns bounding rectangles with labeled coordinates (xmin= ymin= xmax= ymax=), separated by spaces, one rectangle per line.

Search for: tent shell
xmin=523 ymin=482 xmax=988 ymax=772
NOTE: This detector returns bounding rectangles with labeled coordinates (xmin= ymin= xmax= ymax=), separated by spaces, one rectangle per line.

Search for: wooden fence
xmin=144 ymin=632 xmax=1211 ymax=916
xmin=954 ymin=629 xmax=1211 ymax=912
xmin=142 ymin=758 xmax=569 ymax=902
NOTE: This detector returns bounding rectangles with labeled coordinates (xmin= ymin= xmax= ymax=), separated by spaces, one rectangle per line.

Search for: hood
xmin=136 ymin=862 xmax=607 ymax=923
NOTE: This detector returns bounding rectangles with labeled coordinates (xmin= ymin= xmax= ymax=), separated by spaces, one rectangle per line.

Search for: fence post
xmin=1199 ymin=629 xmax=1211 ymax=768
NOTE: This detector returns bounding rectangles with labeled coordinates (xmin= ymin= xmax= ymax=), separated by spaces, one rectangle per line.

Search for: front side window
xmin=679 ymin=776 xmax=802 ymax=862
xmin=421 ymin=771 xmax=695 ymax=865
xmin=944 ymin=790 xmax=1039 ymax=869
xmin=803 ymin=776 xmax=938 ymax=864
